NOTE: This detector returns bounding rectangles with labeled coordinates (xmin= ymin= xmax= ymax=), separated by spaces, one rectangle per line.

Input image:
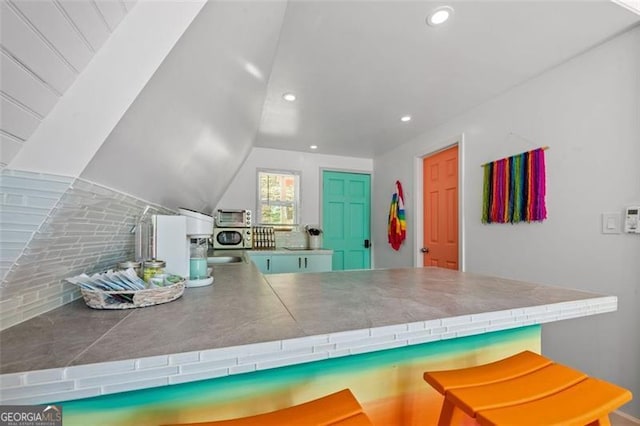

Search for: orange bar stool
xmin=163 ymin=388 xmax=373 ymax=426
xmin=424 ymin=350 xmax=552 ymax=425
xmin=423 ymin=351 xmax=633 ymax=426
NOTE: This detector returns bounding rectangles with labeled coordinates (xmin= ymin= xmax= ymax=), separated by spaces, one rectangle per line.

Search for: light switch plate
xmin=602 ymin=212 xmax=621 ymax=234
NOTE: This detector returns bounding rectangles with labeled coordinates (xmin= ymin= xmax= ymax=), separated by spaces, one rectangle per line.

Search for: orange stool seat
xmin=163 ymin=388 xmax=373 ymax=426
xmin=423 ymin=351 xmax=633 ymax=426
xmin=476 ymin=377 xmax=633 ymax=426
xmin=423 ymin=350 xmax=552 ymax=394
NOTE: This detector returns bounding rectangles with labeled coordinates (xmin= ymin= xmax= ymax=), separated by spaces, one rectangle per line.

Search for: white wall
xmin=217 ymin=147 xmax=373 ymax=226
xmin=373 ymin=27 xmax=640 ymax=416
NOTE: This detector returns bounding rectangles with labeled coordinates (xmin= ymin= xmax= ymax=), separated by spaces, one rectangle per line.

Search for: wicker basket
xmin=80 ymin=280 xmax=185 ymax=310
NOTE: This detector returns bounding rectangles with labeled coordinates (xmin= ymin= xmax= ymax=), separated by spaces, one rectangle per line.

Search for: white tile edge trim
xmin=0 ymin=296 xmax=617 ymax=404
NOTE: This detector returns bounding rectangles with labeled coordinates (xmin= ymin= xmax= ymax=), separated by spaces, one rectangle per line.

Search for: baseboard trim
xmin=615 ymin=410 xmax=640 ymax=424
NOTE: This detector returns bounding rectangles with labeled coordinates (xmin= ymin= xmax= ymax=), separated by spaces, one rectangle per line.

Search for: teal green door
xmin=322 ymin=171 xmax=371 ymax=270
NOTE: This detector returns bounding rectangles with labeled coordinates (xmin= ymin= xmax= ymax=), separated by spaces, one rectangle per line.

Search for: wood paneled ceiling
xmin=0 ymin=0 xmax=135 ymax=167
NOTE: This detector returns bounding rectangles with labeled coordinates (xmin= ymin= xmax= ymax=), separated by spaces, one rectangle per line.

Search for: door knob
xmin=420 ymin=247 xmax=429 ymax=253
xmin=364 ymin=239 xmax=370 ymax=248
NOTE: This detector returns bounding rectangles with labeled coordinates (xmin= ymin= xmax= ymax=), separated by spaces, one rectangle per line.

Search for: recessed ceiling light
xmin=427 ymin=6 xmax=454 ymax=26
xmin=401 ymin=115 xmax=412 ymax=122
xmin=283 ymin=93 xmax=296 ymax=102
xmin=310 ymin=145 xmax=318 ymax=150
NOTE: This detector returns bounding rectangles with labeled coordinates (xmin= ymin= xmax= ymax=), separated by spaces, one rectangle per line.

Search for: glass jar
xmin=143 ymin=259 xmax=166 ymax=283
xmin=117 ymin=261 xmax=142 ymax=278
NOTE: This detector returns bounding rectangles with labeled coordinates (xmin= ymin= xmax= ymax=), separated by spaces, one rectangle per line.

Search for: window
xmin=257 ymin=169 xmax=300 ymax=225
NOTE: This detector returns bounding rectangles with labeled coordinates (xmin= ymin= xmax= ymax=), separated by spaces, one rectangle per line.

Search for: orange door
xmin=423 ymin=145 xmax=458 ymax=269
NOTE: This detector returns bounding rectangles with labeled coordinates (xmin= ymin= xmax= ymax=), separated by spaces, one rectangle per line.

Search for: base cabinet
xmin=249 ymin=254 xmax=271 ymax=274
xmin=270 ymin=255 xmax=301 ymax=274
xmin=249 ymin=253 xmax=332 ymax=274
xmin=301 ymin=255 xmax=332 ymax=272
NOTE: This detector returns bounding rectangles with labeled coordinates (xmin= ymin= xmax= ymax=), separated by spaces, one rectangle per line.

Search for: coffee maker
xmin=152 ymin=208 xmax=214 ymax=288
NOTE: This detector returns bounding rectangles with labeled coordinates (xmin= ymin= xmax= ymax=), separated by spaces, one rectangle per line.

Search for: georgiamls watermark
xmin=0 ymin=405 xmax=62 ymax=426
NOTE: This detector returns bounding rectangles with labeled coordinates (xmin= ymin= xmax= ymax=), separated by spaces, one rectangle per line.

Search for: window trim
xmin=256 ymin=168 xmax=301 ymax=226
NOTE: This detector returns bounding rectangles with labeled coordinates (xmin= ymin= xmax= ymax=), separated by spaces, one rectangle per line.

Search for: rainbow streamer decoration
xmin=388 ymin=180 xmax=406 ymax=250
xmin=482 ymin=147 xmax=547 ymax=224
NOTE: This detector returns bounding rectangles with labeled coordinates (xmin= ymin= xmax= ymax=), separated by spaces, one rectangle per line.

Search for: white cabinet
xmin=248 ymin=252 xmax=332 ymax=274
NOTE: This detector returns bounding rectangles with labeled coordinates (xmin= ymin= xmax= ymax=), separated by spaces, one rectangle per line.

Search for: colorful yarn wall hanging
xmin=481 ymin=147 xmax=548 ymax=224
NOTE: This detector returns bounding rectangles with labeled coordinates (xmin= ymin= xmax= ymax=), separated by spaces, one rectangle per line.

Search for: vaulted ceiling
xmin=0 ymin=0 xmax=135 ymax=167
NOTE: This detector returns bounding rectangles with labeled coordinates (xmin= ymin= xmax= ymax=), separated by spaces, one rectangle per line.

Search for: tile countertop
xmin=0 ymin=253 xmax=616 ymax=404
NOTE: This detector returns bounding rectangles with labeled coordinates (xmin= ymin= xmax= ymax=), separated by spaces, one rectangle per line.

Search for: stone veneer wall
xmin=0 ymin=169 xmax=173 ymax=330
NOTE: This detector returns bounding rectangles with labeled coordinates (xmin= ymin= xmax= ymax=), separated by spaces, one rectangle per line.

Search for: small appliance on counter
xmin=215 ymin=209 xmax=251 ymax=228
xmin=153 ymin=208 xmax=214 ymax=288
xmin=181 ymin=208 xmax=215 ymax=287
xmin=212 ymin=209 xmax=253 ymax=249
xmin=212 ymin=227 xmax=252 ymax=249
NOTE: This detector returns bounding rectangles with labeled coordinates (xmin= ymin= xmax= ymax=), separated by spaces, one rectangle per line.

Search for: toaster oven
xmin=215 ymin=209 xmax=252 ymax=228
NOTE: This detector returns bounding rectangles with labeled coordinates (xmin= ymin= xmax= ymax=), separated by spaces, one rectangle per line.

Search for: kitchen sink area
xmin=207 ymin=255 xmax=245 ymax=264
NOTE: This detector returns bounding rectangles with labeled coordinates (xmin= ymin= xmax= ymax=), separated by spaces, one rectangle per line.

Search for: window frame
xmin=256 ymin=168 xmax=301 ymax=226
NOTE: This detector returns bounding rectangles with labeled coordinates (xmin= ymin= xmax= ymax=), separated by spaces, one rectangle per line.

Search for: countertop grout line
xmin=263 ymin=275 xmax=304 ymax=336
xmin=64 ymin=310 xmax=136 ymax=368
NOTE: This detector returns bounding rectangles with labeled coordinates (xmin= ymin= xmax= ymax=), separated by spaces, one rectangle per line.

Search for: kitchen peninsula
xmin=0 ymin=253 xmax=616 ymax=425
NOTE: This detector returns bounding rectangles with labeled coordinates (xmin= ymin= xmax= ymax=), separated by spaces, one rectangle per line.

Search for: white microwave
xmin=215 ymin=209 xmax=251 ymax=228
xmin=213 ymin=227 xmax=252 ymax=249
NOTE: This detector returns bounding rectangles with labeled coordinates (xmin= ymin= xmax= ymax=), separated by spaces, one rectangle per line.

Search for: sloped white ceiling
xmin=0 ymin=0 xmax=134 ymax=167
xmin=613 ymin=0 xmax=640 ymax=14
xmin=80 ymin=1 xmax=288 ymax=212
